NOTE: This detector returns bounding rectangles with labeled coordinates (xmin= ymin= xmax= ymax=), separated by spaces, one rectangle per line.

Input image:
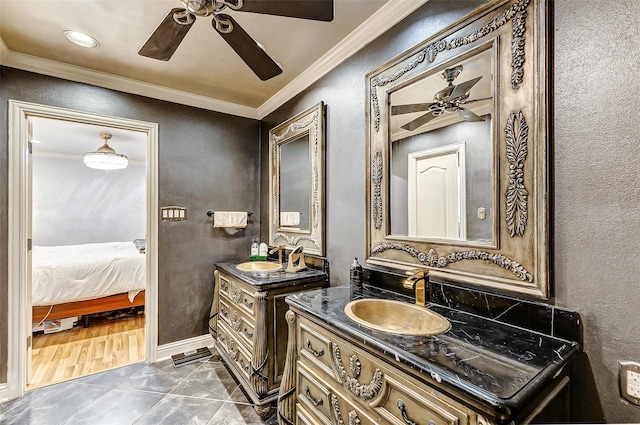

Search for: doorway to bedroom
xmin=28 ymin=117 xmax=148 ymax=388
xmin=7 ymin=101 xmax=159 ymax=399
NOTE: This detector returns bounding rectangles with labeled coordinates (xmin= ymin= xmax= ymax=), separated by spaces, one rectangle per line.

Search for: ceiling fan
xmin=392 ymin=65 xmax=490 ymax=132
xmin=138 ymin=0 xmax=334 ymax=81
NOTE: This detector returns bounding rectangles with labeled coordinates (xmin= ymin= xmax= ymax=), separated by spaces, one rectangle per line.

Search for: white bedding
xmin=32 ymin=241 xmax=146 ymax=306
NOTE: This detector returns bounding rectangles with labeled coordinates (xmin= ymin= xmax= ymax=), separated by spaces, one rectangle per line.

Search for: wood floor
xmin=28 ymin=310 xmax=145 ymax=389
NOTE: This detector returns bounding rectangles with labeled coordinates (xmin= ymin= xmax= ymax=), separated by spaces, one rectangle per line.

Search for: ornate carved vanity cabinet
xmin=285 ymin=311 xmax=472 ymax=425
xmin=277 ymin=282 xmax=580 ymax=425
xmin=211 ymin=259 xmax=328 ymax=416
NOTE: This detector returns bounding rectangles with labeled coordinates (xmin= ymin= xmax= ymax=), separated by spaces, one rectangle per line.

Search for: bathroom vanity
xmin=212 ymin=260 xmax=329 ymax=416
xmin=277 ymin=279 xmax=580 ymax=425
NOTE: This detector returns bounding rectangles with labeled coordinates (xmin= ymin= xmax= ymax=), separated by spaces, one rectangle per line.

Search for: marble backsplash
xmin=362 ymin=264 xmax=582 ymax=345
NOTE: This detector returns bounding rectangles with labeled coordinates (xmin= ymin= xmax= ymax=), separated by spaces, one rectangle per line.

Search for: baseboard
xmin=156 ymin=334 xmax=214 ymax=362
xmin=0 ymin=382 xmax=7 ymax=403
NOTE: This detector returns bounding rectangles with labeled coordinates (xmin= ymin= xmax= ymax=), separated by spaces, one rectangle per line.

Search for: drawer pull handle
xmin=243 ymin=297 xmax=254 ymax=308
xmin=306 ymin=339 xmax=324 ymax=357
xmin=304 ymin=385 xmax=323 ymax=407
xmin=397 ymin=400 xmax=435 ymax=425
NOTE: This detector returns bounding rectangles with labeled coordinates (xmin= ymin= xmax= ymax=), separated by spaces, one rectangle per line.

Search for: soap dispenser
xmin=350 ymin=257 xmax=363 ymax=288
xmin=258 ymin=238 xmax=268 ymax=260
xmin=350 ymin=257 xmax=363 ymax=299
xmin=250 ymin=238 xmax=259 ymax=260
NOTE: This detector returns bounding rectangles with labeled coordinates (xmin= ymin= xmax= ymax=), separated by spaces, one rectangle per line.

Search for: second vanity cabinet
xmin=212 ymin=262 xmax=328 ymax=416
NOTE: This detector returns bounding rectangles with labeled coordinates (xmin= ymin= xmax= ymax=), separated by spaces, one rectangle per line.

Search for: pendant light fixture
xmin=84 ymin=132 xmax=128 ymax=170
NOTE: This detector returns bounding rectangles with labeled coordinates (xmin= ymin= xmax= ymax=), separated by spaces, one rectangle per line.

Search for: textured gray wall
xmin=0 ymin=67 xmax=260 ymax=383
xmin=553 ymin=0 xmax=640 ymax=422
xmin=261 ymin=0 xmax=640 ymax=422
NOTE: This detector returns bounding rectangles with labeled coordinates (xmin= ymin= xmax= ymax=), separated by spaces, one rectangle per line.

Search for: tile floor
xmin=0 ymin=354 xmax=278 ymax=425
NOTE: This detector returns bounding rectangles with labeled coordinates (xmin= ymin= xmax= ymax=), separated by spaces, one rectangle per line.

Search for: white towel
xmin=280 ymin=211 xmax=300 ymax=226
xmin=214 ymin=211 xmax=248 ymax=228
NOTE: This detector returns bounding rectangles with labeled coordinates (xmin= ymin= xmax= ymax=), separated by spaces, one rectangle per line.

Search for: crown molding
xmin=0 ymin=37 xmax=9 ymax=62
xmin=256 ymin=0 xmax=430 ymax=119
xmin=0 ymin=0 xmax=429 ymax=121
xmin=0 ymin=40 xmax=258 ymax=119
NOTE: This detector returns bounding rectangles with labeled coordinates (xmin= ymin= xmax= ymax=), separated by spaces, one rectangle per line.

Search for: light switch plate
xmin=620 ymin=361 xmax=640 ymax=405
xmin=161 ymin=206 xmax=187 ymax=221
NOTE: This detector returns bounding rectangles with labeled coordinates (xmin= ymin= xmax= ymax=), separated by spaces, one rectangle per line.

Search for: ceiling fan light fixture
xmin=84 ymin=133 xmax=128 ymax=170
xmin=63 ymin=30 xmax=99 ymax=48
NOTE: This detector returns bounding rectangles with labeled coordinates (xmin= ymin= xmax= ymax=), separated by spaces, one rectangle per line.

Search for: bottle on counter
xmin=350 ymin=257 xmax=363 ymax=288
xmin=250 ymin=238 xmax=259 ymax=260
xmin=258 ymin=237 xmax=268 ymax=260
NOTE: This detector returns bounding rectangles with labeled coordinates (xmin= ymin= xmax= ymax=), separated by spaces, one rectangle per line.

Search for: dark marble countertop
xmin=286 ymin=284 xmax=580 ymax=421
xmin=215 ymin=262 xmax=327 ymax=289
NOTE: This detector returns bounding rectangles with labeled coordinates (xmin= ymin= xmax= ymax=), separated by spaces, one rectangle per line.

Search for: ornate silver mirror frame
xmin=366 ymin=0 xmax=549 ymax=298
xmin=269 ymin=101 xmax=325 ymax=256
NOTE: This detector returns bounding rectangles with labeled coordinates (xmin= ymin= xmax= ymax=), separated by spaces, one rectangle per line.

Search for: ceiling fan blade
xmin=449 ymin=76 xmax=482 ymax=101
xmin=391 ymin=103 xmax=437 ymax=115
xmin=238 ymin=0 xmax=334 ymax=21
xmin=213 ymin=14 xmax=283 ymax=81
xmin=138 ymin=8 xmax=195 ymax=61
xmin=458 ymin=108 xmax=485 ymax=122
xmin=400 ymin=112 xmax=438 ymax=131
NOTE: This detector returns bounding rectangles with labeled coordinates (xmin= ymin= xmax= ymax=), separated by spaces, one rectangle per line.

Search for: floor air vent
xmin=171 ymin=347 xmax=213 ymax=367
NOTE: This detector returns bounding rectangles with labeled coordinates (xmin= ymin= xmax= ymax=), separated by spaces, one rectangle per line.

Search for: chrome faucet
xmin=269 ymin=244 xmax=286 ymax=265
xmin=402 ymin=269 xmax=429 ymax=306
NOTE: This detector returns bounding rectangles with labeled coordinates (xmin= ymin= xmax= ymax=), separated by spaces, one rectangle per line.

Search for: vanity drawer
xmin=297 ymin=318 xmax=336 ymax=379
xmin=217 ymin=321 xmax=252 ymax=382
xmin=296 ymin=382 xmax=380 ymax=425
xmin=297 ymin=364 xmax=332 ymax=424
xmin=372 ymin=374 xmax=463 ymax=425
xmin=296 ymin=405 xmax=325 ymax=425
xmin=218 ymin=272 xmax=256 ymax=317
xmin=218 ymin=297 xmax=255 ymax=349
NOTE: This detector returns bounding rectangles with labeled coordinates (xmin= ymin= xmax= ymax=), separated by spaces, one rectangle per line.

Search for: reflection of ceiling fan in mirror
xmin=138 ymin=0 xmax=334 ymax=81
xmin=392 ymin=65 xmax=490 ymax=132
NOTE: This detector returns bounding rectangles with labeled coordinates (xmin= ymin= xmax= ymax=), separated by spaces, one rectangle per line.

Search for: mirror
xmin=389 ymin=45 xmax=496 ymax=243
xmin=269 ymin=102 xmax=325 ymax=255
xmin=366 ymin=0 xmax=550 ymax=298
xmin=279 ymin=133 xmax=311 ymax=232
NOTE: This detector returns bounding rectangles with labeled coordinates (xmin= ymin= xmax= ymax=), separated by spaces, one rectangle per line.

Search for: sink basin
xmin=236 ymin=261 xmax=282 ymax=272
xmin=344 ymin=299 xmax=450 ymax=336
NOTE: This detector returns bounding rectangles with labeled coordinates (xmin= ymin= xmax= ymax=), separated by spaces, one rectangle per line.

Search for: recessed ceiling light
xmin=63 ymin=30 xmax=99 ymax=48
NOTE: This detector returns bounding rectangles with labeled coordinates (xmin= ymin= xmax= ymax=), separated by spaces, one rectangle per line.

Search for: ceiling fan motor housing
xmin=182 ymin=0 xmax=214 ymax=16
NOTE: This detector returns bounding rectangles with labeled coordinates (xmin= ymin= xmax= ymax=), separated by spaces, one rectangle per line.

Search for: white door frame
xmin=407 ymin=143 xmax=467 ymax=240
xmin=7 ymin=100 xmax=159 ymax=399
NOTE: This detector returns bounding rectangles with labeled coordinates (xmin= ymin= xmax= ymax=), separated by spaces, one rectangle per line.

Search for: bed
xmin=32 ymin=241 xmax=146 ymax=323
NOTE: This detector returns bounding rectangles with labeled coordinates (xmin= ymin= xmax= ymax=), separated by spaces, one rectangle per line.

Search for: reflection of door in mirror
xmin=279 ymin=133 xmax=310 ymax=232
xmin=407 ymin=145 xmax=466 ymax=240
